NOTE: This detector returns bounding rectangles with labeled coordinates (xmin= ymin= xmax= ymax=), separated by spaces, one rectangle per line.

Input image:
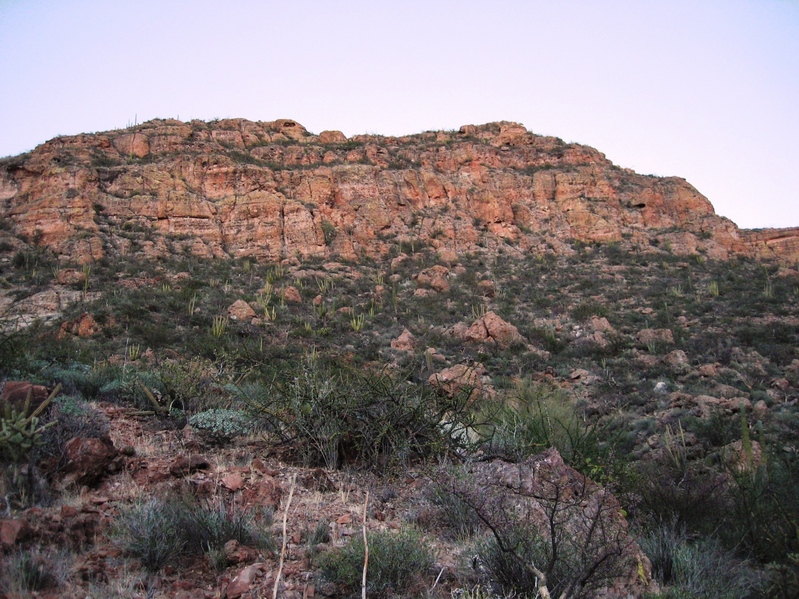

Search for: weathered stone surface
xmin=445 ymin=448 xmax=656 ymax=598
xmin=462 ymin=311 xmax=524 ymax=348
xmin=169 ymin=454 xmax=211 ymax=476
xmin=281 ymin=285 xmax=302 ymax=303
xmin=636 ymin=328 xmax=674 ymax=348
xmin=416 ymin=265 xmax=450 ymax=293
xmin=0 ymin=518 xmax=31 ymax=548
xmin=61 ymin=436 xmax=118 ymax=487
xmin=663 ymin=349 xmax=690 ymax=373
xmin=58 ymin=312 xmax=101 ymax=338
xmin=227 ymin=299 xmax=256 ymax=321
xmin=2 ymin=118 xmax=794 ymax=268
xmin=224 ymin=539 xmax=259 ymax=565
xmin=221 ymin=472 xmax=245 ymax=492
xmin=317 ymin=130 xmax=347 ymax=144
xmin=428 ymin=363 xmax=487 ymax=397
xmin=390 ymin=328 xmax=416 ymax=352
xmin=225 ymin=563 xmax=267 ymax=599
xmin=0 ymin=381 xmax=50 ymax=415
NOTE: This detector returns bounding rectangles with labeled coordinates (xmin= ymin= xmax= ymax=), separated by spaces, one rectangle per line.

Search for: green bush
xmin=0 ymin=547 xmax=68 ymax=594
xmin=114 ymin=499 xmax=188 ymax=571
xmin=114 ymin=496 xmax=270 ymax=571
xmin=427 ymin=479 xmax=483 ymax=540
xmin=189 ymin=408 xmax=252 ymax=445
xmin=178 ymin=497 xmax=272 ymax=554
xmin=639 ymin=520 xmax=762 ymax=599
xmin=244 ymin=360 xmax=478 ymax=470
xmin=482 ymin=381 xmax=615 ymax=479
xmin=570 ymin=301 xmax=608 ymax=323
xmin=317 ymin=527 xmax=433 ymax=598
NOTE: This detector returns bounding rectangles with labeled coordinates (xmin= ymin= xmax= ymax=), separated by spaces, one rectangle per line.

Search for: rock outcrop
xmin=445 ymin=448 xmax=656 ymax=598
xmin=1 ymin=118 xmax=795 ymax=265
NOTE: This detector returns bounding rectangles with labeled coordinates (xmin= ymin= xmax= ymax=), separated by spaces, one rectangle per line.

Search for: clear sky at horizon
xmin=1 ymin=0 xmax=797 ymax=229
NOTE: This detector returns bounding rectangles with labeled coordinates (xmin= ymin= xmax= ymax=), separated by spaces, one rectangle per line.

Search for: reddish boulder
xmin=225 ymin=563 xmax=268 ymax=598
xmin=428 ymin=363 xmax=488 ymax=398
xmin=0 ymin=518 xmax=31 ymax=548
xmin=169 ymin=454 xmax=211 ymax=477
xmin=445 ymin=449 xmax=656 ymax=598
xmin=281 ymin=285 xmax=302 ymax=303
xmin=227 ymin=299 xmax=257 ymax=321
xmin=61 ymin=436 xmax=118 ymax=487
xmin=0 ymin=381 xmax=50 ymax=415
xmin=390 ymin=328 xmax=416 ymax=352
xmin=58 ymin=312 xmax=101 ymax=338
xmin=463 ymin=311 xmax=525 ymax=348
xmin=318 ymin=130 xmax=347 ymax=144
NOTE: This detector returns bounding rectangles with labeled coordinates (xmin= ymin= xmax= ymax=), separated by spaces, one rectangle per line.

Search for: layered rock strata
xmin=1 ymin=118 xmax=796 ymax=263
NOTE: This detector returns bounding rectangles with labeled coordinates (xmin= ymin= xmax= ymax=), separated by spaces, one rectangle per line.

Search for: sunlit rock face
xmin=2 ymin=118 xmax=796 ymax=264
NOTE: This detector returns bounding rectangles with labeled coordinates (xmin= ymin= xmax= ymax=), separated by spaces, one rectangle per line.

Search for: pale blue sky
xmin=1 ymin=0 xmax=797 ymax=229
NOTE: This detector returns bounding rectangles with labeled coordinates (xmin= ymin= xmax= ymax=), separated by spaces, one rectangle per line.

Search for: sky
xmin=0 ymin=0 xmax=797 ymax=229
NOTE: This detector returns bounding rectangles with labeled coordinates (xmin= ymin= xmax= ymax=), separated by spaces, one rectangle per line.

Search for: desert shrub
xmin=39 ymin=363 xmax=117 ymax=400
xmin=244 ymin=360 xmax=478 ymax=470
xmin=482 ymin=381 xmax=615 ymax=479
xmin=178 ymin=496 xmax=272 ymax=554
xmin=682 ymin=409 xmax=739 ymax=451
xmin=633 ymin=459 xmax=727 ymax=535
xmin=639 ymin=520 xmax=762 ymax=599
xmin=0 ymin=547 xmax=69 ymax=593
xmin=570 ymin=301 xmax=608 ymax=323
xmin=317 ymin=527 xmax=433 ymax=598
xmin=307 ymin=519 xmax=331 ymax=545
xmin=427 ymin=480 xmax=483 ymax=540
xmin=476 ymin=530 xmax=567 ymax=598
xmin=114 ymin=498 xmax=188 ymax=571
xmin=115 ymin=495 xmax=270 ymax=571
xmin=720 ymin=455 xmax=799 ymax=566
xmin=0 ymin=327 xmax=29 ymax=377
xmin=188 ymin=408 xmax=251 ymax=445
xmin=157 ymin=357 xmax=232 ymax=412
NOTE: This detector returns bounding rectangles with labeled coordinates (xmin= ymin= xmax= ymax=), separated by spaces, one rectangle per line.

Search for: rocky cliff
xmin=1 ymin=118 xmax=796 ymax=264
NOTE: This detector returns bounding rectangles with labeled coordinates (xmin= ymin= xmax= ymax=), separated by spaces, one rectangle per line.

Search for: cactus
xmin=0 ymin=383 xmax=61 ymax=463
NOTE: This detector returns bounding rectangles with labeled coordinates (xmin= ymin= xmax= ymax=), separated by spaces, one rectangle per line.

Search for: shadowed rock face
xmin=1 ymin=118 xmax=796 ymax=264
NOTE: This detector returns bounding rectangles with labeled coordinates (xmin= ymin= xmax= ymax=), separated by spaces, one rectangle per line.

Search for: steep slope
xmin=2 ymin=118 xmax=796 ymax=264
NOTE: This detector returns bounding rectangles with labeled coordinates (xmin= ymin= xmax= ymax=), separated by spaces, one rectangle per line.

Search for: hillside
xmin=1 ymin=118 xmax=797 ymax=266
xmin=1 ymin=120 xmax=798 ymax=599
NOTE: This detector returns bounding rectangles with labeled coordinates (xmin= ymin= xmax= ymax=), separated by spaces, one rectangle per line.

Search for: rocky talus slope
xmin=1 ymin=118 xmax=797 ymax=264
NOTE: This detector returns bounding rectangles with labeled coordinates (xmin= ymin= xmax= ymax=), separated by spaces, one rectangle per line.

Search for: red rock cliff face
xmin=1 ymin=118 xmax=795 ymax=263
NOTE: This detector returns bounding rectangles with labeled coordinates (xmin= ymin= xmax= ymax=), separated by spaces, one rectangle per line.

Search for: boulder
xmin=0 ymin=518 xmax=31 ymax=548
xmin=228 ymin=299 xmax=256 ymax=321
xmin=225 ymin=563 xmax=268 ymax=599
xmin=428 ymin=363 xmax=487 ymax=397
xmin=416 ymin=265 xmax=450 ymax=293
xmin=390 ymin=328 xmax=416 ymax=352
xmin=462 ymin=311 xmax=525 ymax=348
xmin=444 ymin=448 xmax=656 ymax=598
xmin=281 ymin=286 xmax=302 ymax=303
xmin=318 ymin=130 xmax=347 ymax=144
xmin=169 ymin=454 xmax=211 ymax=477
xmin=0 ymin=381 xmax=50 ymax=415
xmin=58 ymin=312 xmax=101 ymax=338
xmin=61 ymin=436 xmax=118 ymax=487
xmin=635 ymin=328 xmax=674 ymax=348
xmin=663 ymin=349 xmax=690 ymax=373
